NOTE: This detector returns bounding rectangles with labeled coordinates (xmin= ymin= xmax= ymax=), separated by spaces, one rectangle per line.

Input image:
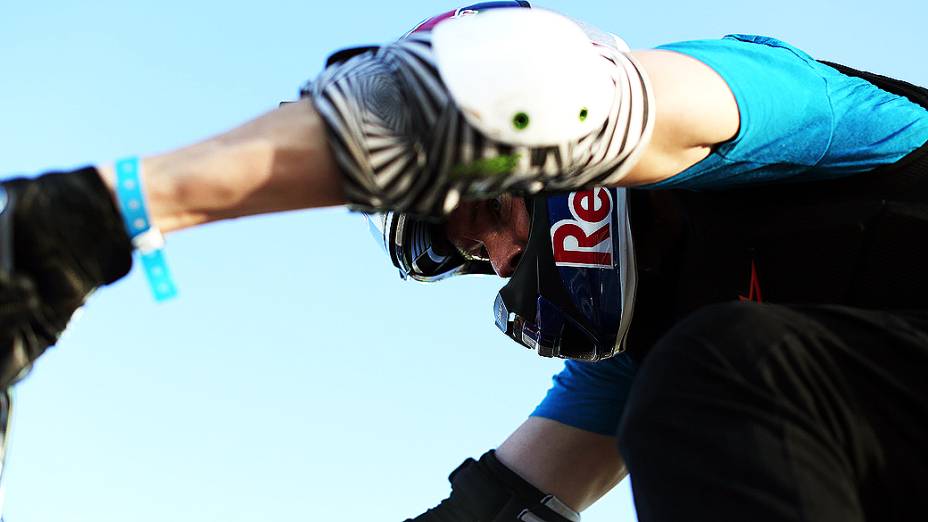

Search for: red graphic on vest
xmin=551 ymin=188 xmax=614 ymax=268
xmin=739 ymin=259 xmax=763 ymax=303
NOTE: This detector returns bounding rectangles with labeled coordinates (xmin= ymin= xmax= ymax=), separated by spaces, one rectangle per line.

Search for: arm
xmin=407 ymin=417 xmax=624 ymax=521
xmin=96 ymin=99 xmax=345 ymax=234
xmin=409 ymin=355 xmax=638 ymax=520
xmin=90 ymin=48 xmax=740 ymax=235
xmin=497 ymin=416 xmax=626 ymax=512
xmin=125 ymin=11 xmax=737 ymax=225
xmin=89 ymin=49 xmax=738 ymax=236
xmin=0 ymin=100 xmax=345 ymax=386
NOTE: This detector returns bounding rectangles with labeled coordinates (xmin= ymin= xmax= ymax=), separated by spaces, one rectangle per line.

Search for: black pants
xmin=617 ymin=302 xmax=928 ymax=521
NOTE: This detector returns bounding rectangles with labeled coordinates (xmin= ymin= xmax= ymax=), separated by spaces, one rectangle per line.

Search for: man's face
xmin=445 ymin=195 xmax=531 ymax=277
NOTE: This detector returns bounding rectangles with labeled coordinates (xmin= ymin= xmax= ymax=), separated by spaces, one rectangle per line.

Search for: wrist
xmin=99 ymin=100 xmax=345 ymax=234
xmin=410 ymin=450 xmax=580 ymax=522
xmin=97 ymin=154 xmax=210 ymax=234
xmin=97 ymin=159 xmax=180 ymax=233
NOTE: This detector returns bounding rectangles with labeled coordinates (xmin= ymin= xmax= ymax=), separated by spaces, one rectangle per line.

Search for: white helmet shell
xmin=431 ymin=8 xmax=616 ymax=147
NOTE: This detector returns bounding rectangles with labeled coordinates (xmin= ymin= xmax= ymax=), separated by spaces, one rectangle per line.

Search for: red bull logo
xmin=551 ymin=188 xmax=614 ymax=268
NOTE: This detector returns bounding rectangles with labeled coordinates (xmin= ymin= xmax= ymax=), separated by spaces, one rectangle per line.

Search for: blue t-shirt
xmin=532 ymin=34 xmax=928 ymax=435
xmin=647 ymin=34 xmax=928 ymax=189
xmin=532 ymin=355 xmax=639 ymax=436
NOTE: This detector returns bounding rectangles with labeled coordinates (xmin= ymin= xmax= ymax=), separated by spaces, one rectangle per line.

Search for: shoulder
xmin=622 ymin=45 xmax=741 ymax=185
xmin=532 ymin=355 xmax=640 ymax=436
xmin=625 ymin=35 xmax=841 ymax=188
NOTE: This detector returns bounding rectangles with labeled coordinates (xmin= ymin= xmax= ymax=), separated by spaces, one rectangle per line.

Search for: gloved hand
xmin=406 ymin=450 xmax=580 ymax=522
xmin=0 ymin=167 xmax=132 ymax=388
xmin=303 ymin=6 xmax=654 ymax=218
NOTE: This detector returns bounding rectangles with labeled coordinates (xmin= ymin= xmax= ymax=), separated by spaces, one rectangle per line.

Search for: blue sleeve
xmin=645 ymin=34 xmax=928 ymax=190
xmin=530 ymin=354 xmax=638 ymax=436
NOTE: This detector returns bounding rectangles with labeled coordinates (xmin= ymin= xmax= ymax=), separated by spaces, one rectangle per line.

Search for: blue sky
xmin=0 ymin=0 xmax=925 ymax=520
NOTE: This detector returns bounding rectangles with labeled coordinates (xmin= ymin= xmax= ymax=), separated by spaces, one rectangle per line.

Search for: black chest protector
xmin=625 ymin=62 xmax=928 ymax=362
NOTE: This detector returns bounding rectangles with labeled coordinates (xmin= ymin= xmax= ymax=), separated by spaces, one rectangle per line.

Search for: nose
xmin=485 ymin=234 xmax=524 ymax=278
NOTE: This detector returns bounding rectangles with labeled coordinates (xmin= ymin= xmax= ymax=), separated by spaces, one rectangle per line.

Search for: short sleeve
xmin=649 ymin=35 xmax=834 ymax=189
xmin=646 ymin=34 xmax=928 ymax=190
xmin=531 ymin=354 xmax=638 ymax=436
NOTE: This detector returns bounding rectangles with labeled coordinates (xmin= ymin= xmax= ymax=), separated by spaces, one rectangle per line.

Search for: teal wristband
xmin=114 ymin=157 xmax=178 ymax=301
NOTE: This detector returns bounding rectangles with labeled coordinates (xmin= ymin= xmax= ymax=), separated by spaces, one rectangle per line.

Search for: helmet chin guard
xmin=494 ymin=188 xmax=637 ymax=361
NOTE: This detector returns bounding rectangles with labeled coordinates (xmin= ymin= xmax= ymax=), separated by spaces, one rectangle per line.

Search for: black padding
xmin=0 ymin=167 xmax=132 ymax=387
xmin=406 ymin=450 xmax=578 ymax=522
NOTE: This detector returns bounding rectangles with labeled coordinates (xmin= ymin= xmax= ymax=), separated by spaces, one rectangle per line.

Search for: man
xmin=2 ymin=3 xmax=928 ymax=520
xmin=353 ymin=4 xmax=928 ymax=521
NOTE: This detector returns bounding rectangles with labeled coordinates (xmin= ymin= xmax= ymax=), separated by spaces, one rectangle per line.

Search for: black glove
xmin=0 ymin=167 xmax=132 ymax=387
xmin=407 ymin=450 xmax=580 ymax=522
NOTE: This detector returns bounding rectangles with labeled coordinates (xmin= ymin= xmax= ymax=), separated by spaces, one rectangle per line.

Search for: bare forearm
xmin=496 ymin=416 xmax=627 ymax=512
xmin=97 ymin=99 xmax=344 ymax=234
